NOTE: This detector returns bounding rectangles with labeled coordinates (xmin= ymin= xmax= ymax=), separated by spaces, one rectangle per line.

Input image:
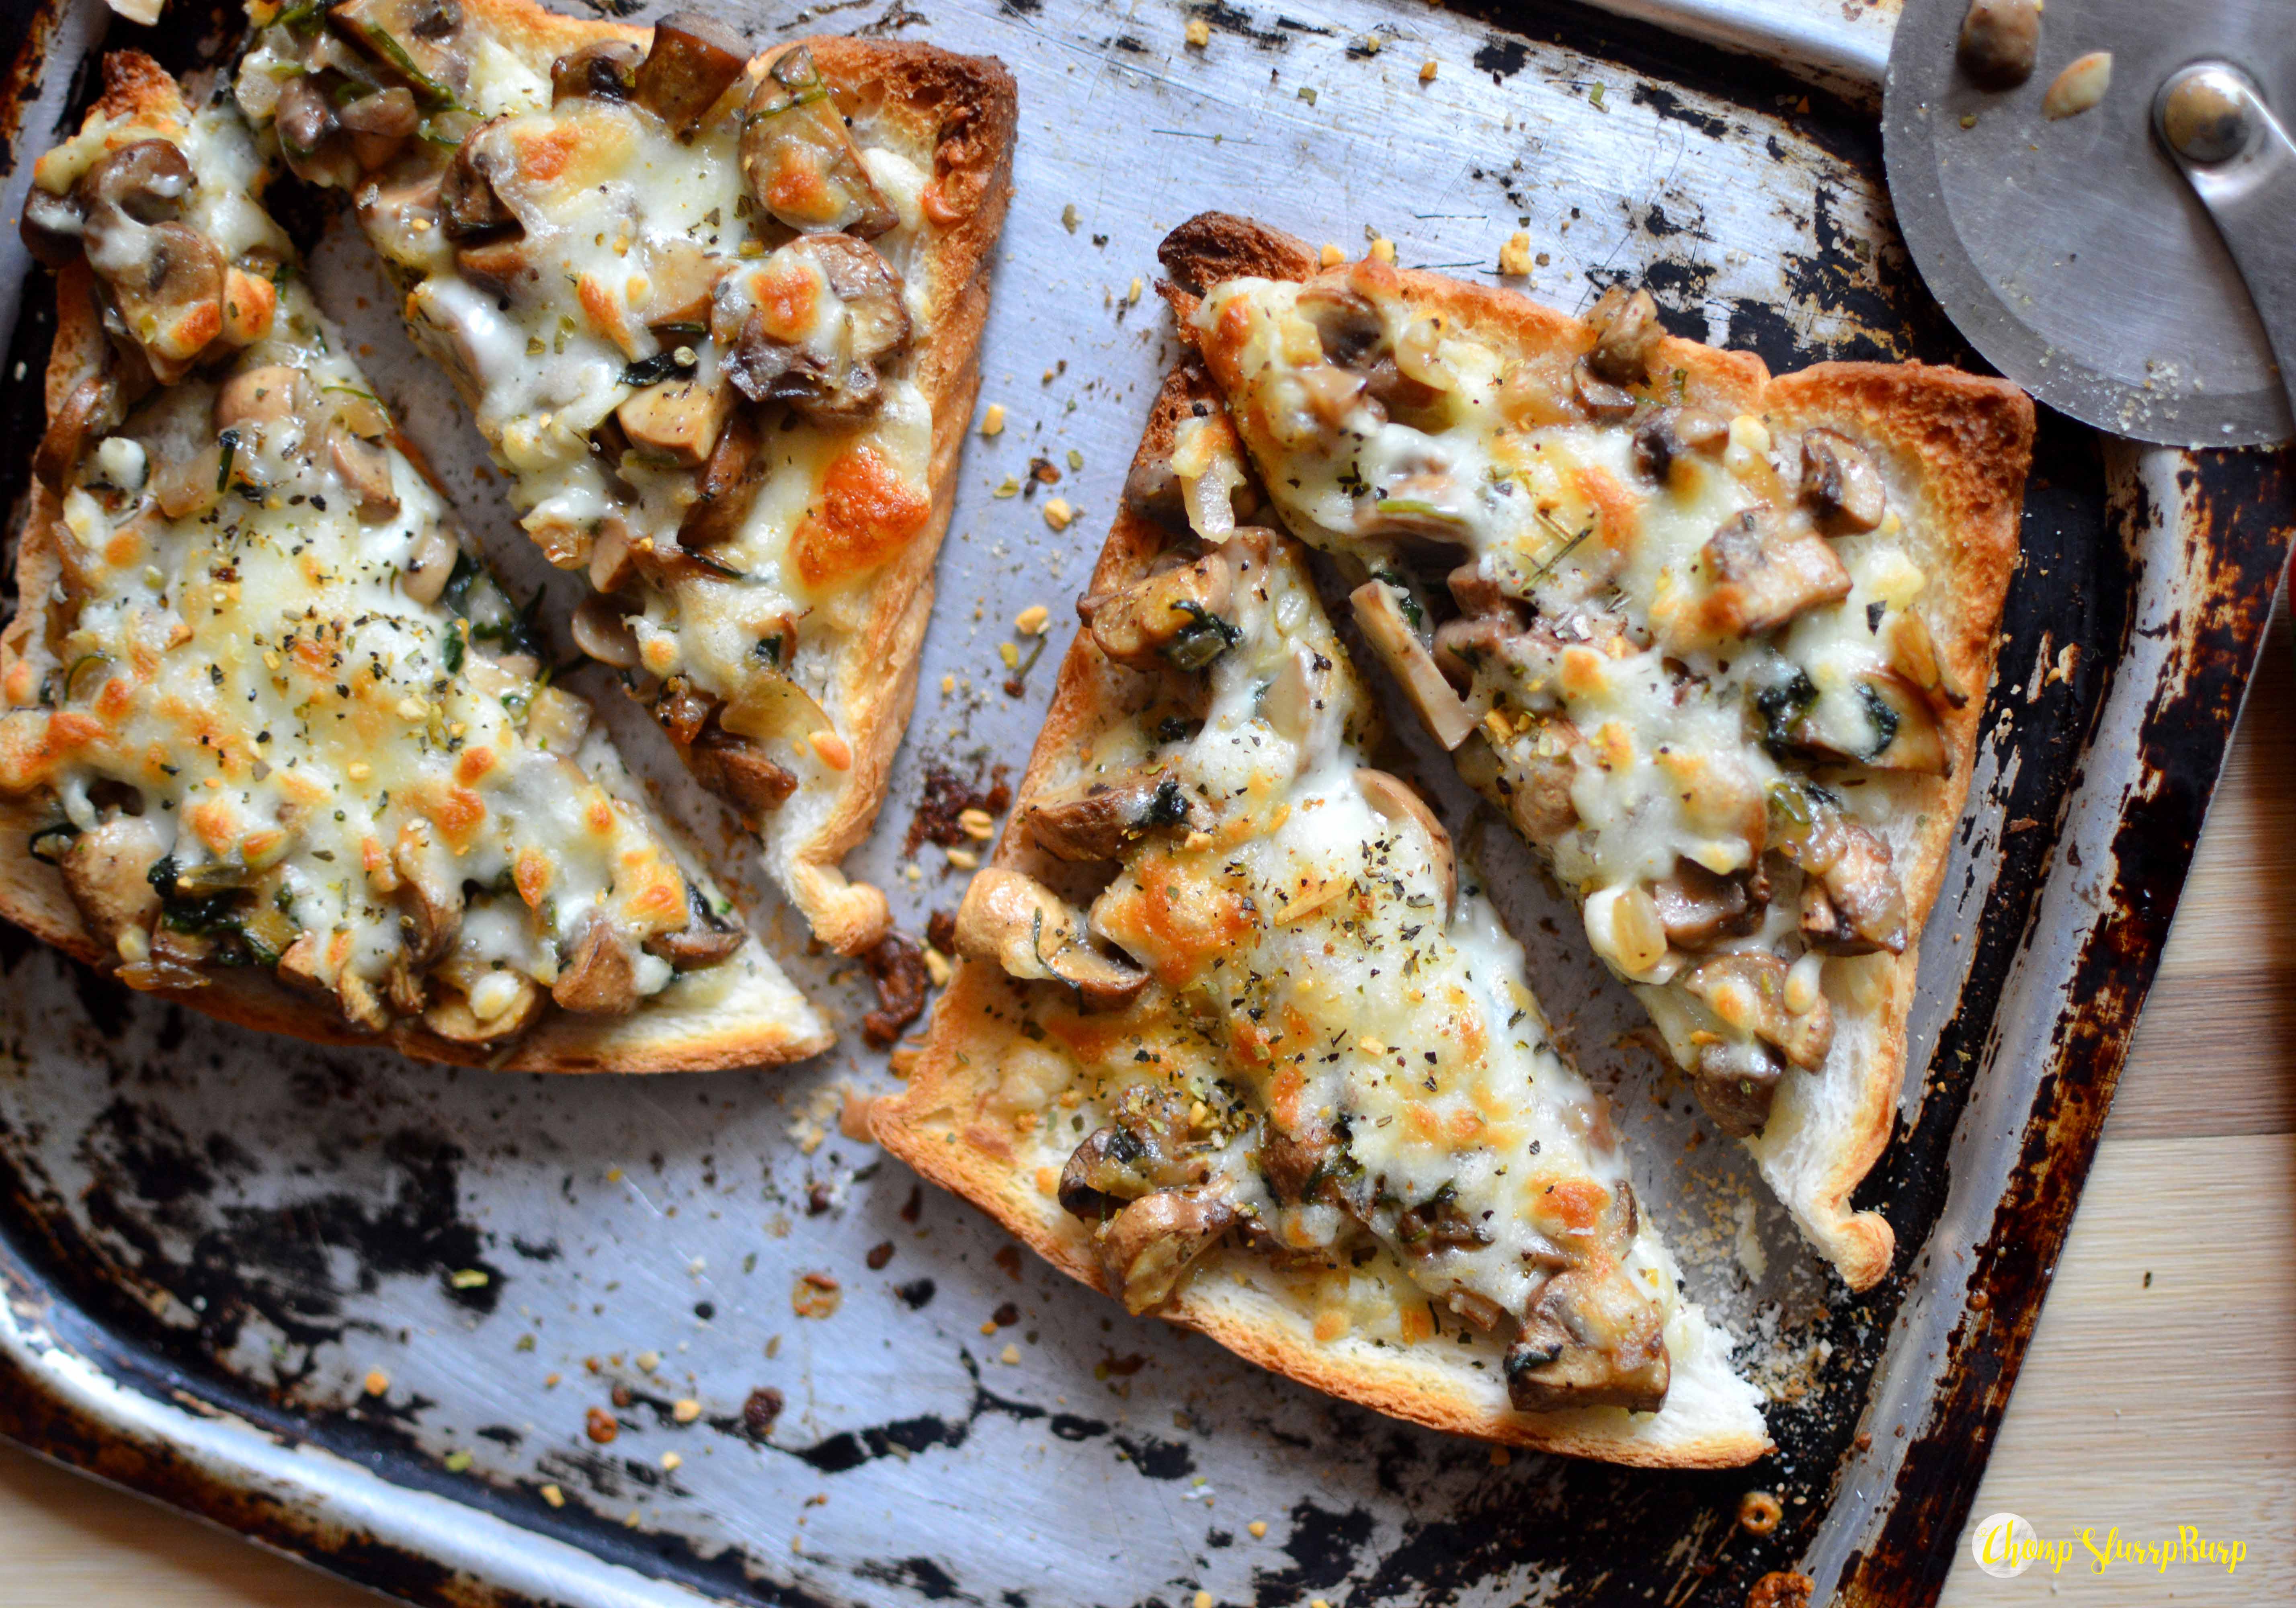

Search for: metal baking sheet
xmin=0 ymin=1 xmax=2289 ymax=1606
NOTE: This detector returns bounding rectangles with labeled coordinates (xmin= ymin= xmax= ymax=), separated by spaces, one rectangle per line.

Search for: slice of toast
xmin=871 ymin=362 xmax=1769 ymax=1465
xmin=0 ymin=54 xmax=828 ymax=1072
xmin=232 ymin=0 xmax=1016 ymax=956
xmin=1161 ymin=213 xmax=2032 ymax=1290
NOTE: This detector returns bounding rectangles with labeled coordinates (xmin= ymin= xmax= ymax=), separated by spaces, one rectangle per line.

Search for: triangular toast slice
xmin=872 ymin=363 xmax=1769 ymax=1463
xmin=232 ymin=0 xmax=1016 ymax=954
xmin=2 ymin=54 xmax=828 ymax=1071
xmin=1161 ymin=214 xmax=2032 ymax=1289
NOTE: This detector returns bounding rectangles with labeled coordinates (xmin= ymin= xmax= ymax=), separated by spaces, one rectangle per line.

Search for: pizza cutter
xmin=1883 ymin=0 xmax=2296 ymax=446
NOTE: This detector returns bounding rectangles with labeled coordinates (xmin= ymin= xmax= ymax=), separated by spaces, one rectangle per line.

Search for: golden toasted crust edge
xmin=377 ymin=0 xmax=1019 ymax=957
xmin=872 ymin=365 xmax=1769 ymax=1466
xmin=0 ymin=83 xmax=831 ymax=1075
xmin=1159 ymin=212 xmax=2034 ymax=1291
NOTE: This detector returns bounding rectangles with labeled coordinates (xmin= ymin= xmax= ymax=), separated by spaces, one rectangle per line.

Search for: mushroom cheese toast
xmin=0 ymin=54 xmax=828 ymax=1072
xmin=1161 ymin=214 xmax=2033 ymax=1290
xmin=872 ymin=367 xmax=1769 ymax=1464
xmin=232 ymin=0 xmax=1016 ymax=955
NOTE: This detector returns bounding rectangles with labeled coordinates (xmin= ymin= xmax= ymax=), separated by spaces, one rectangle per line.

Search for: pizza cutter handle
xmin=2155 ymin=64 xmax=2296 ymax=430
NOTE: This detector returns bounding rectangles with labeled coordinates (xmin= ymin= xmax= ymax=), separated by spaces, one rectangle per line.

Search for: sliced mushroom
xmin=33 ymin=373 xmax=121 ymax=492
xmin=1799 ymin=428 xmax=1887 ymax=535
xmin=722 ymin=235 xmax=912 ymax=425
xmin=424 ymin=970 xmax=546 ymax=1044
xmin=1056 ymin=1086 xmax=1205 ymax=1218
xmin=570 ymin=595 xmax=642 ymax=669
xmin=438 ymin=124 xmax=518 ymax=242
xmin=1690 ymin=1036 xmax=1784 ymax=1138
xmin=98 ymin=222 xmax=226 ymax=384
xmin=1583 ymin=284 xmax=1664 ymax=385
xmin=1884 ymin=607 xmax=1969 ymax=710
xmin=552 ymin=39 xmax=642 ymax=103
xmin=215 ymin=364 xmax=308 ymax=434
xmin=1350 ymin=580 xmax=1476 ymax=750
xmin=21 ymin=185 xmax=87 ymax=267
xmin=1079 ymin=552 xmax=1236 ymax=671
xmin=1296 ymin=283 xmax=1385 ymax=369
xmin=1788 ymin=812 xmax=1908 ymax=955
xmin=1094 ymin=1188 xmax=1239 ymax=1314
xmin=400 ymin=521 xmax=459 ymax=604
xmin=1357 ymin=769 xmax=1456 ymax=919
xmin=1631 ymin=406 xmax=1730 ymax=483
xmin=686 ymin=728 xmax=800 ymax=815
xmin=1572 ymin=365 xmax=1639 ymax=420
xmin=57 ymin=816 xmax=166 ymax=953
xmin=339 ymin=85 xmax=419 ymax=168
xmin=1431 ymin=614 xmax=1515 ymax=691
xmin=1958 ymin=0 xmax=2042 ymax=89
xmin=1461 ymin=718 xmax=1582 ymax=844
xmin=634 ymin=10 xmax=749 ymax=139
xmin=739 ymin=45 xmax=897 ymax=238
xmin=643 ymin=884 xmax=746 ymax=969
xmin=394 ymin=863 xmax=463 ymax=968
xmin=76 ymin=140 xmax=192 ymax=233
xmin=1700 ymin=509 xmax=1853 ymax=638
xmin=676 ymin=405 xmax=765 ymax=550
xmin=273 ymin=76 xmax=361 ymax=189
xmin=1795 ymin=669 xmax=1948 ymax=775
xmin=1121 ymin=453 xmax=1189 ymax=533
xmin=953 ymin=868 xmax=1149 ymax=1009
xmin=1023 ymin=769 xmax=1197 ymax=861
xmin=616 ymin=373 xmax=736 ymax=468
xmin=455 ymin=236 xmax=536 ymax=299
xmin=328 ymin=424 xmax=402 ymax=519
xmin=338 ymin=969 xmax=393 ymax=1032
xmin=1505 ymin=1261 xmax=1671 ymax=1413
xmin=552 ymin=909 xmax=640 ymax=1014
xmin=1649 ymin=858 xmax=1765 ymax=947
xmin=1681 ymin=952 xmax=1833 ymax=1071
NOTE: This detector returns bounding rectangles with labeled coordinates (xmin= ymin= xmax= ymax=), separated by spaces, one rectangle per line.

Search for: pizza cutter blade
xmin=1883 ymin=0 xmax=2296 ymax=446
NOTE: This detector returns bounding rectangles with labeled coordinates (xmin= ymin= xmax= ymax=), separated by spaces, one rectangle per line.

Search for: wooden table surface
xmin=2 ymin=618 xmax=2288 ymax=1607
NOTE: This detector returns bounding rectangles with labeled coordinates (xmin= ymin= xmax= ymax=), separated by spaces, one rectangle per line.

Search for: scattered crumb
xmin=1127 ymin=277 xmax=1143 ymax=304
xmin=1185 ymin=17 xmax=1210 ymax=47
xmin=541 ymin=1483 xmax=564 ymax=1508
xmin=585 ymin=1406 xmax=619 ymax=1444
xmin=1001 ymin=1345 xmax=1023 ymax=1365
xmin=980 ymin=402 xmax=1004 ymax=436
xmin=662 ymin=1451 xmax=683 ymax=1470
xmin=450 ymin=1268 xmax=488 ymax=1289
xmin=1733 ymin=1196 xmax=1768 ymax=1282
xmin=840 ymin=1083 xmax=875 ymax=1142
xmin=923 ymin=947 xmax=953 ymax=987
xmin=1194 ymin=1594 xmax=1214 ymax=1608
xmin=444 ymin=1450 xmax=472 ymax=1472
xmin=1318 ymin=242 xmax=1344 ymax=267
xmin=1043 ymin=497 xmax=1075 ymax=530
xmin=1419 ymin=59 xmax=1438 ymax=82
xmin=1368 ymin=237 xmax=1396 ymax=264
xmin=363 ymin=1369 xmax=390 ymax=1397
xmin=1060 ymin=203 xmax=1080 ymax=233
xmin=1499 ymin=230 xmax=1533 ymax=277
xmin=743 ymin=1387 xmax=785 ymax=1436
xmin=1248 ymin=1520 xmax=1268 ymax=1539
xmin=636 ymin=1350 xmax=660 ymax=1373
xmin=793 ymin=1271 xmax=843 ymax=1319
xmin=1014 ymin=604 xmax=1050 ymax=635
xmin=673 ymin=1399 xmax=701 ymax=1423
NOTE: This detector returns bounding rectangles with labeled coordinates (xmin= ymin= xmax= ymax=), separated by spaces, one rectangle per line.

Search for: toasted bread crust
xmin=1160 ymin=213 xmax=2032 ymax=1290
xmin=873 ymin=365 xmax=1770 ymax=1466
xmin=327 ymin=0 xmax=1018 ymax=957
xmin=0 ymin=67 xmax=832 ymax=1074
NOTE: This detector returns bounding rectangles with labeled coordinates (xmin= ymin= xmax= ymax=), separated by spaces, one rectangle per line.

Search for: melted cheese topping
xmin=245 ymin=23 xmax=941 ymax=809
xmin=1193 ymin=273 xmax=1939 ymax=1083
xmin=4 ymin=102 xmax=759 ymax=1023
xmin=999 ymin=531 xmax=1687 ymax=1374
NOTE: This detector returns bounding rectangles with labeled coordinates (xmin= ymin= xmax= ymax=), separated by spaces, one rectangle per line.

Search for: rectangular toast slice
xmin=1160 ymin=213 xmax=2034 ymax=1289
xmin=234 ymin=0 xmax=1017 ymax=954
xmin=1 ymin=53 xmax=829 ymax=1072
xmin=871 ymin=362 xmax=1769 ymax=1465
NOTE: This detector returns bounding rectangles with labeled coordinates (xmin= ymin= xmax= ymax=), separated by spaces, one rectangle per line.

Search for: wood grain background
xmin=2 ymin=619 xmax=2288 ymax=1607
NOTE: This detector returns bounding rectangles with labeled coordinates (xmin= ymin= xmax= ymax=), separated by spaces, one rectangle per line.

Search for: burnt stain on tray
xmin=0 ymin=5 xmax=2284 ymax=1608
